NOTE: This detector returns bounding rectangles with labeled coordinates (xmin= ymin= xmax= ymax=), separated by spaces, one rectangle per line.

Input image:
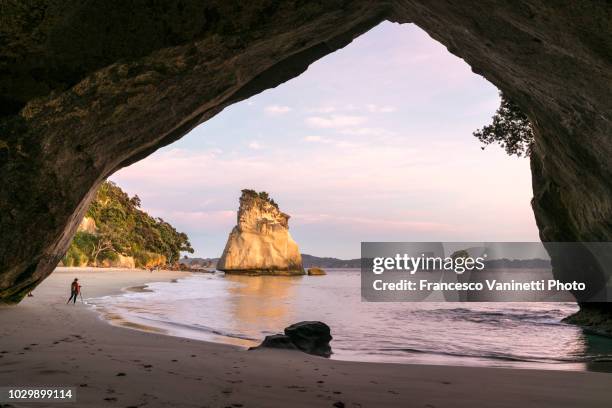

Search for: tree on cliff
xmin=473 ymin=92 xmax=534 ymax=157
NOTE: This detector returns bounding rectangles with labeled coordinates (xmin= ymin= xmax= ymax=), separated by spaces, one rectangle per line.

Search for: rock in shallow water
xmin=257 ymin=334 xmax=299 ymax=350
xmin=285 ymin=321 xmax=333 ymax=358
xmin=563 ymin=306 xmax=612 ymax=338
xmin=307 ymin=267 xmax=326 ymax=276
xmin=254 ymin=321 xmax=333 ymax=358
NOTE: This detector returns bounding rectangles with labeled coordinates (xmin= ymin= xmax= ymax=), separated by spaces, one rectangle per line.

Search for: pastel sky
xmin=111 ymin=22 xmax=539 ymax=259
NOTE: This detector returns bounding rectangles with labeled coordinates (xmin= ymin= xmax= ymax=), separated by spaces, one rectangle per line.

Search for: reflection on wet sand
xmin=224 ymin=274 xmax=304 ymax=342
xmin=101 ymin=311 xmax=168 ymax=335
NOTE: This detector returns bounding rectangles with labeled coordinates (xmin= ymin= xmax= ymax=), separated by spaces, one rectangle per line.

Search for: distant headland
xmin=182 ymin=254 xmax=361 ymax=270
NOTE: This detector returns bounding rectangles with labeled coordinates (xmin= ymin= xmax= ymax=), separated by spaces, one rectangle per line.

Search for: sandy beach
xmin=1 ymin=268 xmax=611 ymax=408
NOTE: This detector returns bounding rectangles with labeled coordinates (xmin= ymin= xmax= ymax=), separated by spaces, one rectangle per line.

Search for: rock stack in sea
xmin=217 ymin=189 xmax=304 ymax=275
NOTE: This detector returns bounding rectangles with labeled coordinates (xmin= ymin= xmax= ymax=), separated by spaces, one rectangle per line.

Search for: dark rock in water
xmin=253 ymin=321 xmax=333 ymax=357
xmin=256 ymin=334 xmax=299 ymax=351
xmin=284 ymin=321 xmax=332 ymax=358
xmin=563 ymin=306 xmax=612 ymax=338
xmin=308 ymin=267 xmax=326 ymax=276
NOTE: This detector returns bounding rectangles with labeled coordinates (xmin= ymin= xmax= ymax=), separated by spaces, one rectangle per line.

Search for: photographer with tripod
xmin=66 ymin=278 xmax=82 ymax=304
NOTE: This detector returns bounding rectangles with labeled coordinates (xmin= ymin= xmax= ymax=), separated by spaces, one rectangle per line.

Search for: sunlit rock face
xmin=77 ymin=216 xmax=97 ymax=234
xmin=218 ymin=190 xmax=303 ymax=275
xmin=1 ymin=1 xmax=611 ymax=306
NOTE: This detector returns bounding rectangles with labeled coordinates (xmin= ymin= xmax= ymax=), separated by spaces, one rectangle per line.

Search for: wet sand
xmin=0 ymin=267 xmax=611 ymax=407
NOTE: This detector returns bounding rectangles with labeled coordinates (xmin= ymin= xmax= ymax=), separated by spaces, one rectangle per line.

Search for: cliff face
xmin=218 ymin=191 xmax=303 ymax=275
xmin=77 ymin=217 xmax=97 ymax=234
xmin=1 ymin=2 xmax=611 ymax=308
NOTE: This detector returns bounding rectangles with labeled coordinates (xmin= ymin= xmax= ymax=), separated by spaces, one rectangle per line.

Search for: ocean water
xmin=89 ymin=269 xmax=612 ymax=371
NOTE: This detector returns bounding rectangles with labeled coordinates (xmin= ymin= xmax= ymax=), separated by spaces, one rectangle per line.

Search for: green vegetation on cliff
xmin=63 ymin=181 xmax=193 ymax=268
xmin=473 ymin=91 xmax=534 ymax=157
xmin=241 ymin=189 xmax=279 ymax=209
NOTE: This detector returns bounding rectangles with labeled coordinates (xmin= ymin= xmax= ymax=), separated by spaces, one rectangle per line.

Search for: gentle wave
xmin=380 ymin=346 xmax=612 ymax=364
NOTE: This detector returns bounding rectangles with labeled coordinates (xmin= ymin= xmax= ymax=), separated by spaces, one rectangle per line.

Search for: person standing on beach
xmin=67 ymin=278 xmax=80 ymax=304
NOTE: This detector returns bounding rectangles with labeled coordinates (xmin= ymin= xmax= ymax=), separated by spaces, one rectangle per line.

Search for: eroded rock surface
xmin=563 ymin=305 xmax=612 ymax=338
xmin=217 ymin=190 xmax=303 ymax=275
xmin=285 ymin=321 xmax=333 ymax=358
xmin=254 ymin=334 xmax=299 ymax=351
xmin=1 ymin=2 xmax=611 ymax=308
xmin=254 ymin=321 xmax=333 ymax=358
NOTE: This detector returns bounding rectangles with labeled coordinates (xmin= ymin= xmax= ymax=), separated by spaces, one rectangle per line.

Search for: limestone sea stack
xmin=217 ymin=190 xmax=304 ymax=275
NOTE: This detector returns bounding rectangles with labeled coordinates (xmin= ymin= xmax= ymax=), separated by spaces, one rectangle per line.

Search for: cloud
xmin=339 ymin=127 xmax=396 ymax=138
xmin=307 ymin=106 xmax=337 ymax=113
xmin=158 ymin=210 xmax=236 ymax=228
xmin=264 ymin=105 xmax=292 ymax=115
xmin=303 ymin=135 xmax=330 ymax=143
xmin=303 ymin=135 xmax=360 ymax=148
xmin=305 ymin=115 xmax=367 ymax=129
xmin=248 ymin=141 xmax=262 ymax=150
xmin=366 ymin=104 xmax=397 ymax=113
xmin=292 ymin=212 xmax=454 ymax=232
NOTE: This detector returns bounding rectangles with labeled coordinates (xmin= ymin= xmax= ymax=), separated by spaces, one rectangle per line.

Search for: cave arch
xmin=1 ymin=2 xmax=611 ymax=307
